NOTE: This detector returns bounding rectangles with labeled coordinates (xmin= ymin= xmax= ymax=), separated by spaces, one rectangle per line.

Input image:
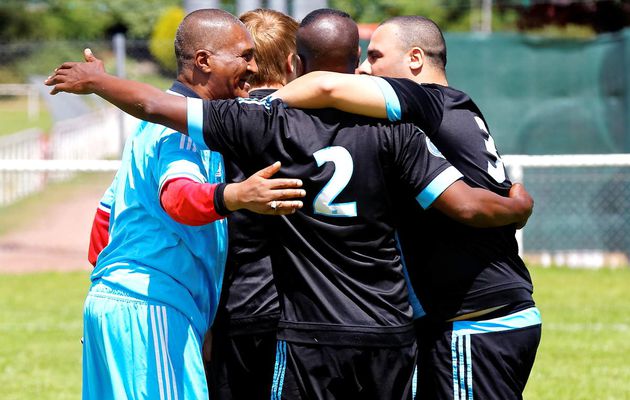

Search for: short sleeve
xmin=378 ymin=78 xmax=445 ymax=137
xmin=393 ymin=125 xmax=463 ymax=209
xmin=156 ymin=132 xmax=208 ymax=196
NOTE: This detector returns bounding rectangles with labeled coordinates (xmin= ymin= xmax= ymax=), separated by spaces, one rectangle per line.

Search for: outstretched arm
xmin=45 ymin=49 xmax=188 ymax=133
xmin=432 ymin=181 xmax=533 ymax=229
xmin=272 ymin=71 xmax=388 ymax=118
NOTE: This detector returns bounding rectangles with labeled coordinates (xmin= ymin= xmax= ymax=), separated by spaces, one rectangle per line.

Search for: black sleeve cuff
xmin=213 ymin=183 xmax=231 ymax=216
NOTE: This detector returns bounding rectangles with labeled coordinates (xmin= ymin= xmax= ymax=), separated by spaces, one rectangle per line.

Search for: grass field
xmin=0 ymin=267 xmax=628 ymax=399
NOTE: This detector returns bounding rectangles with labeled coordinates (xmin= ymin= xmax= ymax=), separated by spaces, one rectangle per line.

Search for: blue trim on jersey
xmin=371 ymin=76 xmax=402 ymax=121
xmin=395 ymin=232 xmax=425 ymax=319
xmin=187 ymin=98 xmax=208 ymax=151
xmin=453 ymin=307 xmax=542 ymax=336
xmin=416 ymin=166 xmax=463 ymax=209
xmin=271 ymin=340 xmax=287 ymax=400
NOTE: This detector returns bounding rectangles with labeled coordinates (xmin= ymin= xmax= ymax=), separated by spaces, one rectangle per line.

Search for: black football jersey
xmin=381 ymin=77 xmax=534 ymax=320
xmin=217 ymin=88 xmax=280 ymax=335
xmin=188 ymin=93 xmax=461 ymax=345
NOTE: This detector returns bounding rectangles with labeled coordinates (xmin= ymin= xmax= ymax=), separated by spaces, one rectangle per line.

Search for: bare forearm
xmin=274 ymin=71 xmax=387 ymax=118
xmin=46 ymin=50 xmax=188 ymax=132
xmin=433 ymin=181 xmax=532 ymax=228
xmin=457 ymin=188 xmax=530 ymax=227
xmin=90 ymin=74 xmax=188 ymax=133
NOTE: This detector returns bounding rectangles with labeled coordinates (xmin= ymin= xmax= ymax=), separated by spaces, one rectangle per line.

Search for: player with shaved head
xmin=296 ymin=9 xmax=360 ymax=74
xmin=80 ymin=9 xmax=305 ymax=400
xmin=275 ymin=14 xmax=541 ymax=400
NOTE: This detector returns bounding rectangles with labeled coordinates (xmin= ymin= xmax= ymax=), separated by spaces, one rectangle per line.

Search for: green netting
xmin=361 ymin=29 xmax=630 ymax=155
xmin=360 ymin=29 xmax=630 ymax=258
xmin=444 ymin=29 xmax=630 ymax=155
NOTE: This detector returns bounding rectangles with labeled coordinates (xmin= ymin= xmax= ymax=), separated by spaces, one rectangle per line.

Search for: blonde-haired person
xmin=206 ymin=8 xmax=298 ymax=400
xmin=240 ymin=8 xmax=299 ymax=89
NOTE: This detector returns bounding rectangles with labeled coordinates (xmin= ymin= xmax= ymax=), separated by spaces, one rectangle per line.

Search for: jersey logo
xmin=474 ymin=116 xmax=506 ymax=183
xmin=425 ymin=137 xmax=445 ymax=159
xmin=215 ymin=162 xmax=223 ymax=179
xmin=313 ymin=146 xmax=357 ymax=217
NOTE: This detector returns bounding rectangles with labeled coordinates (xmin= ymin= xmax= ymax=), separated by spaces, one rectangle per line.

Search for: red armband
xmin=160 ymin=177 xmax=228 ymax=225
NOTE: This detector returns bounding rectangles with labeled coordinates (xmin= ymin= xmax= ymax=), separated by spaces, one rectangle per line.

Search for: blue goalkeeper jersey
xmin=93 ymin=85 xmax=228 ymax=337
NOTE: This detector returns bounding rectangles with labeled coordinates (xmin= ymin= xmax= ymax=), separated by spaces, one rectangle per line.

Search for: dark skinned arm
xmin=432 ymin=181 xmax=533 ymax=229
xmin=46 ymin=49 xmax=188 ymax=134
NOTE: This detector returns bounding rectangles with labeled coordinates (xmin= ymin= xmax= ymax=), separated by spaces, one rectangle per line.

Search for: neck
xmin=177 ymin=70 xmax=212 ymax=99
xmin=251 ymin=83 xmax=285 ymax=90
xmin=410 ymin=68 xmax=448 ymax=87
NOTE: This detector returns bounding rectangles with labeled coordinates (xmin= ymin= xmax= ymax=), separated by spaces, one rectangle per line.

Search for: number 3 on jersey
xmin=475 ymin=116 xmax=506 ymax=183
xmin=313 ymin=146 xmax=357 ymax=217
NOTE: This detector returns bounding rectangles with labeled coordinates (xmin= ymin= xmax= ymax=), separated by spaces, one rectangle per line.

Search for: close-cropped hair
xmin=382 ymin=15 xmax=447 ymax=70
xmin=174 ymin=8 xmax=240 ymax=73
xmin=240 ymin=8 xmax=298 ymax=87
xmin=300 ymin=8 xmax=352 ymax=28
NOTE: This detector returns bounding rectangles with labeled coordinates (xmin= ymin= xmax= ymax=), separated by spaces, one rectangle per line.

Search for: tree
xmin=150 ymin=6 xmax=185 ymax=73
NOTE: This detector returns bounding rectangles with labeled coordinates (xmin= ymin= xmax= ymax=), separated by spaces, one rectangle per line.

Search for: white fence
xmin=1 ymin=151 xmax=629 ymax=268
xmin=0 ymin=128 xmax=45 ymax=205
xmin=504 ymin=154 xmax=630 ymax=268
xmin=0 ymin=108 xmax=128 ymax=206
xmin=0 ymin=84 xmax=40 ymax=120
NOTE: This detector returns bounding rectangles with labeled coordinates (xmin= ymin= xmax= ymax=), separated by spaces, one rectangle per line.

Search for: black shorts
xmin=208 ymin=330 xmax=278 ymax=400
xmin=416 ymin=307 xmax=542 ymax=400
xmin=271 ymin=340 xmax=418 ymax=400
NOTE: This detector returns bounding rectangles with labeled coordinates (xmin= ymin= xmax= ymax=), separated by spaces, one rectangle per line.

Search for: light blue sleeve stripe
xmin=453 ymin=307 xmax=542 ymax=336
xmin=371 ymin=76 xmax=402 ymax=121
xmin=416 ymin=166 xmax=463 ymax=209
xmin=187 ymin=98 xmax=208 ymax=151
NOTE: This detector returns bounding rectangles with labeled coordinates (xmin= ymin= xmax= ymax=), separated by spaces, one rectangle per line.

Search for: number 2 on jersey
xmin=313 ymin=146 xmax=357 ymax=217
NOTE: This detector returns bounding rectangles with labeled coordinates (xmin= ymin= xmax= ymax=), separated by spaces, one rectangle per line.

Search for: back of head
xmin=240 ymin=8 xmax=298 ymax=88
xmin=174 ymin=8 xmax=243 ymax=74
xmin=297 ymin=8 xmax=359 ymax=74
xmin=380 ymin=15 xmax=447 ymax=70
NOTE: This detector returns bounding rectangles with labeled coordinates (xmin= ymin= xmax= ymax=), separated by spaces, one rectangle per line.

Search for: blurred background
xmin=0 ymin=1 xmax=629 ymax=399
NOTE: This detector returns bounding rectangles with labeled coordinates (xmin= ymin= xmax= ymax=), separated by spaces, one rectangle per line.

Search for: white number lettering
xmin=313 ymin=146 xmax=357 ymax=217
xmin=475 ymin=116 xmax=506 ymax=183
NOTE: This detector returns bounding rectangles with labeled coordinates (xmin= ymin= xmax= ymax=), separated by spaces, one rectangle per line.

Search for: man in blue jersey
xmin=80 ymin=9 xmax=305 ymax=400
xmin=274 ymin=15 xmax=541 ymax=400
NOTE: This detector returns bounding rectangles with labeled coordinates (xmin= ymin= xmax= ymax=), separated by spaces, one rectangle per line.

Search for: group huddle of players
xmin=46 ymin=7 xmax=541 ymax=400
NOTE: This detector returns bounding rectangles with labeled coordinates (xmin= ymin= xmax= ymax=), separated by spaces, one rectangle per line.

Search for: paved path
xmin=0 ymin=180 xmax=105 ymax=274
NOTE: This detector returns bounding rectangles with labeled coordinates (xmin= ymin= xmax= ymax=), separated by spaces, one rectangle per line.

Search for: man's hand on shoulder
xmin=223 ymin=161 xmax=305 ymax=215
xmin=45 ymin=48 xmax=106 ymax=95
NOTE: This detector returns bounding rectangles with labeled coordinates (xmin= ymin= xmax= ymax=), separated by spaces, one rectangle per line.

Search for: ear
xmin=286 ymin=52 xmax=296 ymax=75
xmin=409 ymin=47 xmax=424 ymax=72
xmin=295 ymin=54 xmax=305 ymax=78
xmin=194 ymin=49 xmax=213 ymax=74
xmin=284 ymin=52 xmax=298 ymax=84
